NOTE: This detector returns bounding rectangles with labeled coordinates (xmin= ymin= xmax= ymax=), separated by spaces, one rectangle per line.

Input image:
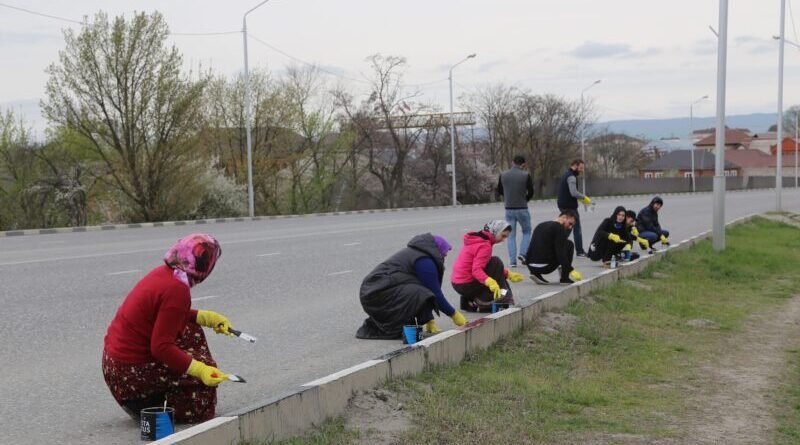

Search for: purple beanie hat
xmin=432 ymin=235 xmax=452 ymax=256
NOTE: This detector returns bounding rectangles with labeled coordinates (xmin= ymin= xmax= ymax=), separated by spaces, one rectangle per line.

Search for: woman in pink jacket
xmin=451 ymin=220 xmax=524 ymax=312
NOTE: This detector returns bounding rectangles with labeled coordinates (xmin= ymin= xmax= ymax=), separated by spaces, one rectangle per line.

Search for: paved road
xmin=2 ymin=189 xmax=800 ymax=445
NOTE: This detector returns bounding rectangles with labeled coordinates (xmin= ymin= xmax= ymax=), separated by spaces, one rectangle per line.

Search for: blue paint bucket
xmin=491 ymin=302 xmax=510 ymax=313
xmin=140 ymin=407 xmax=174 ymax=441
xmin=402 ymin=325 xmax=422 ymax=345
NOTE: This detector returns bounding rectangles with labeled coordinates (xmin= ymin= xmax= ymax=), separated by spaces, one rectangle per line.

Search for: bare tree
xmin=588 ymin=130 xmax=648 ymax=178
xmin=42 ymin=11 xmax=206 ymax=222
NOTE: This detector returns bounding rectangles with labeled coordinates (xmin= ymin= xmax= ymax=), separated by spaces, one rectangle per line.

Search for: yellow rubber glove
xmin=637 ymin=237 xmax=651 ymax=250
xmin=569 ymin=270 xmax=584 ymax=281
xmin=424 ymin=319 xmax=441 ymax=334
xmin=660 ymin=234 xmax=670 ymax=245
xmin=623 ymin=244 xmax=632 ymax=252
xmin=186 ymin=359 xmax=227 ymax=387
xmin=507 ymin=270 xmax=524 ymax=283
xmin=484 ymin=277 xmax=502 ymax=300
xmin=631 ymin=227 xmax=640 ymax=237
xmin=451 ymin=311 xmax=467 ymax=327
xmin=196 ymin=310 xmax=233 ymax=335
xmin=608 ymin=233 xmax=624 ymax=243
xmin=581 ymin=196 xmax=592 ymax=205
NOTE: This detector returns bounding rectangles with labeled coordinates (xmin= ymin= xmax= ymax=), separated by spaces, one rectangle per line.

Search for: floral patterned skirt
xmin=102 ymin=323 xmax=217 ymax=424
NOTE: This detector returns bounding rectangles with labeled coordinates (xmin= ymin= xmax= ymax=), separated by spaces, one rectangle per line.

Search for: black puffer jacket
xmin=357 ymin=233 xmax=444 ymax=338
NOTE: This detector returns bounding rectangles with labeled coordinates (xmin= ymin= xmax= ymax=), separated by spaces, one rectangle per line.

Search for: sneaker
xmin=529 ymin=273 xmax=549 ymax=284
xmin=517 ymin=254 xmax=527 ymax=265
xmin=576 ymin=252 xmax=587 ymax=258
xmin=560 ymin=277 xmax=575 ymax=284
xmin=509 ymin=263 xmax=518 ymax=268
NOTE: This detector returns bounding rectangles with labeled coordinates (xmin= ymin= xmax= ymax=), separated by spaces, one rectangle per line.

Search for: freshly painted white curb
xmin=128 ymin=213 xmax=760 ymax=444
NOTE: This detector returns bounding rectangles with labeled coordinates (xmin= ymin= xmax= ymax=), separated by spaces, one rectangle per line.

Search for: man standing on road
xmin=637 ymin=196 xmax=670 ymax=248
xmin=524 ymin=209 xmax=584 ymax=284
xmin=497 ymin=154 xmax=534 ymax=267
xmin=557 ymin=159 xmax=592 ymax=257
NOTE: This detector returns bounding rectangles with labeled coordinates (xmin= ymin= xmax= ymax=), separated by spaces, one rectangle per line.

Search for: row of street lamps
xmin=238 ymin=1 xmax=789 ymax=252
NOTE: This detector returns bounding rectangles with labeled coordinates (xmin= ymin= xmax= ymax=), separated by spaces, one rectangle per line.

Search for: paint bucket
xmin=491 ymin=302 xmax=510 ymax=313
xmin=402 ymin=325 xmax=422 ymax=345
xmin=140 ymin=407 xmax=174 ymax=441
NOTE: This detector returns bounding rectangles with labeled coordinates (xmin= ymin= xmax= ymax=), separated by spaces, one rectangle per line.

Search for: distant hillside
xmin=594 ymin=113 xmax=778 ymax=140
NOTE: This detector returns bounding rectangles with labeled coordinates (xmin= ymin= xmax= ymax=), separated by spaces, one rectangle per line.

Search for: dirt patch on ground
xmin=581 ymin=295 xmax=800 ymax=445
xmin=343 ymin=388 xmax=412 ymax=445
xmin=622 ymin=280 xmax=654 ymax=291
xmin=673 ymin=295 xmax=800 ymax=444
xmin=685 ymin=318 xmax=720 ymax=330
xmin=536 ymin=311 xmax=578 ymax=334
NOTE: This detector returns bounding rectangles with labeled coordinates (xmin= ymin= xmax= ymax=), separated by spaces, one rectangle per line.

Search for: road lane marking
xmin=256 ymin=252 xmax=281 ymax=257
xmin=342 ymin=242 xmax=360 ymax=246
xmin=192 ymin=295 xmax=219 ymax=301
xmin=327 ymin=270 xmax=353 ymax=276
xmin=105 ymin=269 xmax=141 ymax=276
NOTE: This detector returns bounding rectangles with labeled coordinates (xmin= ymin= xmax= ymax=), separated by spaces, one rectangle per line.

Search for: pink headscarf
xmin=163 ymin=233 xmax=221 ymax=288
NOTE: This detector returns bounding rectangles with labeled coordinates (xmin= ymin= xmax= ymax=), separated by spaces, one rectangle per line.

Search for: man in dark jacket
xmin=587 ymin=206 xmax=639 ymax=263
xmin=637 ymin=196 xmax=670 ymax=248
xmin=524 ymin=209 xmax=585 ymax=284
xmin=356 ymin=233 xmax=467 ymax=340
xmin=497 ymin=155 xmax=534 ymax=267
xmin=557 ymin=159 xmax=592 ymax=256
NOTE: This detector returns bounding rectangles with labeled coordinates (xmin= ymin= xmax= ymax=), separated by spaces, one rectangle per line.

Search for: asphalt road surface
xmin=2 ymin=189 xmax=800 ymax=445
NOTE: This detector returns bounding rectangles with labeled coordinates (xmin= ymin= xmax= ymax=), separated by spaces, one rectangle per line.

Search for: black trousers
xmin=528 ymin=240 xmax=574 ymax=281
xmin=588 ymin=239 xmax=625 ymax=262
xmin=452 ymin=256 xmax=514 ymax=312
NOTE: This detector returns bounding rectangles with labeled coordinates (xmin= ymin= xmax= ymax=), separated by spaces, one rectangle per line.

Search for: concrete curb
xmin=0 ymin=188 xmax=771 ymax=238
xmin=148 ymin=213 xmax=760 ymax=445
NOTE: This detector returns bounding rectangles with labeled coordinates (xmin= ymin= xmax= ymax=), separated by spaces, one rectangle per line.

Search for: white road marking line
xmin=342 ymin=242 xmax=360 ymax=246
xmin=256 ymin=252 xmax=281 ymax=257
xmin=192 ymin=295 xmax=219 ymax=301
xmin=327 ymin=270 xmax=353 ymax=276
xmin=105 ymin=269 xmax=141 ymax=276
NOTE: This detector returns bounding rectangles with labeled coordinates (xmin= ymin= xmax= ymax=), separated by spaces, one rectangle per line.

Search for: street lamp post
xmin=777 ymin=0 xmax=786 ymax=212
xmin=796 ymin=113 xmax=798 ymax=187
xmin=689 ymin=95 xmax=709 ymax=193
xmin=712 ymin=0 xmax=728 ymax=251
xmin=243 ymin=0 xmax=271 ymax=218
xmin=448 ymin=53 xmax=476 ymax=207
xmin=580 ymin=79 xmax=601 ymax=194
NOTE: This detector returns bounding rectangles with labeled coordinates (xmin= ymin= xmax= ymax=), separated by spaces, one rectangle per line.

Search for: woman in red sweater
xmin=102 ymin=233 xmax=233 ymax=423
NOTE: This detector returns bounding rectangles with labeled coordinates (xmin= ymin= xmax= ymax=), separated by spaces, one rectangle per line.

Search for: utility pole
xmin=712 ymin=0 xmax=728 ymax=251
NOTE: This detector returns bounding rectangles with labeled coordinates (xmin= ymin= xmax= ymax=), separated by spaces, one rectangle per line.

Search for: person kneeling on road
xmin=102 ymin=233 xmax=233 ymax=424
xmin=626 ymin=210 xmax=651 ymax=252
xmin=587 ymin=206 xmax=640 ymax=263
xmin=356 ymin=233 xmax=466 ymax=339
xmin=525 ymin=209 xmax=584 ymax=284
xmin=451 ymin=220 xmax=521 ymax=312
xmin=637 ymin=196 xmax=670 ymax=248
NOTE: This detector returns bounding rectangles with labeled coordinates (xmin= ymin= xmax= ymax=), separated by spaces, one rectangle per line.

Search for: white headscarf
xmin=483 ymin=220 xmax=511 ymax=239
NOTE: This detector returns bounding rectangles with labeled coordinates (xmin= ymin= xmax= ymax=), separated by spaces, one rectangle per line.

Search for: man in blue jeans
xmin=636 ymin=196 xmax=670 ymax=248
xmin=497 ymin=155 xmax=534 ymax=267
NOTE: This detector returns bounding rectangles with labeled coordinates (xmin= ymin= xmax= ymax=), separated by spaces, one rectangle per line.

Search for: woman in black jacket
xmin=587 ymin=206 xmax=637 ymax=263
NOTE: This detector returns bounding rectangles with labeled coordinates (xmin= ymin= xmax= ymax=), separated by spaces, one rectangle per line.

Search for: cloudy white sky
xmin=2 ymin=0 xmax=799 ymax=136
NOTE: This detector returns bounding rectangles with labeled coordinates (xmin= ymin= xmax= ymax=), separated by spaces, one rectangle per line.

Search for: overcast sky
xmin=2 ymin=0 xmax=799 ymax=136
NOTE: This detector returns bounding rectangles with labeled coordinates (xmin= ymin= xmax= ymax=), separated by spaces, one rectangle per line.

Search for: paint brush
xmin=228 ymin=327 xmax=258 ymax=343
xmin=227 ymin=374 xmax=247 ymax=383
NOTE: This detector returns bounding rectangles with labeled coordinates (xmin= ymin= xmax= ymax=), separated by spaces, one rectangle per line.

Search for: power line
xmin=789 ymin=0 xmax=800 ymax=45
xmin=0 ymin=2 xmax=82 ymax=24
xmin=0 ymin=2 xmax=240 ymax=35
xmin=246 ymin=32 xmax=370 ymax=84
